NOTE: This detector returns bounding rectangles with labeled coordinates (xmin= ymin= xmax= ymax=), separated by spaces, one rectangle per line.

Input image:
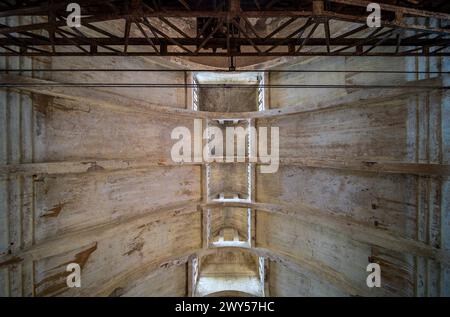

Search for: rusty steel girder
xmin=0 ymin=0 xmax=448 ymax=56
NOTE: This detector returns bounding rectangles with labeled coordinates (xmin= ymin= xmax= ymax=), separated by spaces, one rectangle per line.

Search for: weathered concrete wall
xmin=49 ymin=57 xmax=188 ymax=109
xmin=1 ymin=49 xmax=448 ymax=297
xmin=269 ymin=261 xmax=346 ymax=297
xmin=257 ymin=55 xmax=450 ymax=297
xmin=196 ymin=251 xmax=261 ymax=296
xmin=269 ymin=56 xmax=409 ymax=110
xmin=210 ymin=207 xmax=248 ymax=241
xmin=209 ymin=164 xmax=248 ymax=199
xmin=259 ymin=98 xmax=410 ymax=161
xmin=121 ymin=265 xmax=188 ymax=297
xmin=199 ymin=87 xmax=257 ymax=112
xmin=0 ymin=54 xmax=203 ymax=297
xmin=33 ymin=97 xmax=194 ymax=162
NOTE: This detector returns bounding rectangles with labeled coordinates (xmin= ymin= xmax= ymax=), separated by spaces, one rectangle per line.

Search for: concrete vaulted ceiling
xmin=0 ymin=0 xmax=449 ymax=297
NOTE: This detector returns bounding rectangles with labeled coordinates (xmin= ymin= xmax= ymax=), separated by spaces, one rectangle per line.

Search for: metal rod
xmin=1 ymin=69 xmax=448 ymax=74
xmin=0 ymin=83 xmax=448 ymax=89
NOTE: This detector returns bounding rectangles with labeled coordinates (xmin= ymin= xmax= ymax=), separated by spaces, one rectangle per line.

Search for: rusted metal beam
xmin=0 ymin=37 xmax=446 ymax=47
xmin=0 ymin=0 xmax=448 ymax=57
xmin=134 ymin=19 xmax=160 ymax=54
xmin=330 ymin=0 xmax=450 ymax=20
